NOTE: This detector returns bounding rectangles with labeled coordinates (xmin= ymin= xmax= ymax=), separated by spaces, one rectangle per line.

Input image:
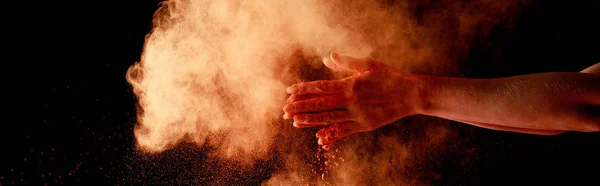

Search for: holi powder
xmin=315 ymin=145 xmax=344 ymax=183
xmin=126 ymin=0 xmax=529 ymax=184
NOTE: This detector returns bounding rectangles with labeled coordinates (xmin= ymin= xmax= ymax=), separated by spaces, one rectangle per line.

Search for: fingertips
xmin=315 ymin=121 xmax=356 ymax=140
xmin=330 ymin=52 xmax=374 ymax=73
xmin=283 ymin=112 xmax=292 ymax=120
xmin=317 ymin=136 xmax=342 ymax=148
xmin=315 ymin=127 xmax=329 ymax=139
xmin=292 ymin=121 xmax=323 ymax=128
xmin=323 ymin=56 xmax=346 ymax=71
xmin=286 ymin=86 xmax=298 ymax=94
xmin=318 ymin=137 xmax=334 ymax=146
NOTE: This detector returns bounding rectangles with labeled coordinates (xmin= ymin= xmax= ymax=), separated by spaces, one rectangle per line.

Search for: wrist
xmin=408 ymin=74 xmax=436 ymax=115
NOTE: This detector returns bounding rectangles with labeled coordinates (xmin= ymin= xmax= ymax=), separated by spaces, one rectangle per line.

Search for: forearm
xmin=453 ymin=119 xmax=566 ymax=135
xmin=415 ymin=72 xmax=600 ymax=132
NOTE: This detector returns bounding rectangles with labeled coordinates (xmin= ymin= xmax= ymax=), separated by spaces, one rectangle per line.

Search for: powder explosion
xmin=127 ymin=0 xmax=528 ymax=184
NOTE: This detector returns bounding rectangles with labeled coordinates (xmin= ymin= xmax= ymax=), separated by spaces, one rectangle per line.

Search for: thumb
xmin=322 ymin=52 xmax=373 ymax=73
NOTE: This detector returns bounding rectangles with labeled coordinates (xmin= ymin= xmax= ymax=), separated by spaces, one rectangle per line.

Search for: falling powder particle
xmin=314 ymin=144 xmax=344 ymax=184
xmin=125 ymin=0 xmax=531 ymax=185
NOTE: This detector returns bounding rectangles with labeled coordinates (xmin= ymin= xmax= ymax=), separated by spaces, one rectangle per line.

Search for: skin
xmin=283 ymin=52 xmax=600 ymax=147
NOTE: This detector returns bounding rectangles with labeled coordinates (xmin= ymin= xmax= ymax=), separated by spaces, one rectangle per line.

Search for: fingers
xmin=292 ymin=123 xmax=323 ymax=128
xmin=283 ymin=95 xmax=352 ymax=114
xmin=286 ymin=93 xmax=348 ymax=103
xmin=322 ymin=56 xmax=346 ymax=71
xmin=283 ymin=112 xmax=292 ymax=119
xmin=292 ymin=110 xmax=354 ymax=127
xmin=286 ymin=80 xmax=349 ymax=95
xmin=327 ymin=52 xmax=374 ymax=73
xmin=316 ymin=121 xmax=358 ymax=145
xmin=286 ymin=94 xmax=321 ymax=103
xmin=286 ymin=51 xmax=375 ymax=95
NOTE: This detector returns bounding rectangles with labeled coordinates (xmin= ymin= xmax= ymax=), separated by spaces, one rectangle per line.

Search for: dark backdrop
xmin=2 ymin=0 xmax=599 ymax=185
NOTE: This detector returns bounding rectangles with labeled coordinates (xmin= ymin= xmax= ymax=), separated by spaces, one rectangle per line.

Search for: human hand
xmin=283 ymin=52 xmax=424 ymax=148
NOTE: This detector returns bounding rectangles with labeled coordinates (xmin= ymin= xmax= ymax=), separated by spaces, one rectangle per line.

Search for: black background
xmin=2 ymin=0 xmax=599 ymax=185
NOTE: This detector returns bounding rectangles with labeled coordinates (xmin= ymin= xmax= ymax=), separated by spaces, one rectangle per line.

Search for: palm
xmin=283 ymin=52 xmax=421 ymax=148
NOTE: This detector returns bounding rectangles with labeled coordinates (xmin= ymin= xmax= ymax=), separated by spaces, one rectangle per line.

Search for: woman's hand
xmin=283 ymin=52 xmax=424 ymax=147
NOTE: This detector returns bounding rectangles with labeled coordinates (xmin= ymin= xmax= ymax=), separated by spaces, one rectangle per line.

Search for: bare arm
xmin=283 ymin=53 xmax=599 ymax=146
xmin=417 ymin=71 xmax=600 ymax=133
xmin=582 ymin=62 xmax=600 ymax=74
xmin=451 ymin=119 xmax=566 ymax=135
xmin=436 ymin=62 xmax=600 ymax=135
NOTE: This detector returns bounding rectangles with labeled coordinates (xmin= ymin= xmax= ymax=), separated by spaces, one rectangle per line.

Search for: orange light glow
xmin=127 ymin=0 xmax=528 ymax=184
